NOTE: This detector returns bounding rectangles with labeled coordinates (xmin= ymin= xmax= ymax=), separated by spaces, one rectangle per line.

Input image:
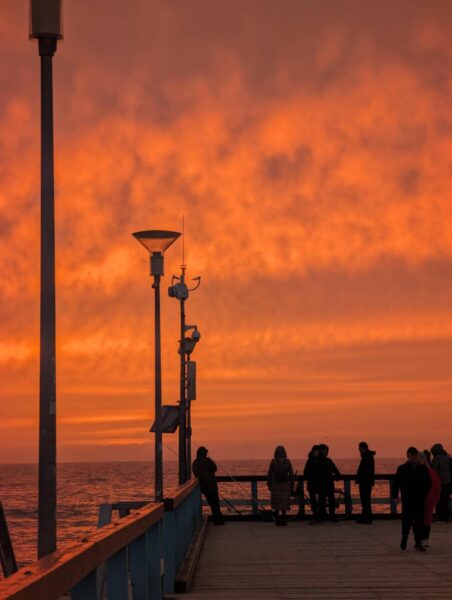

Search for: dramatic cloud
xmin=0 ymin=0 xmax=451 ymax=460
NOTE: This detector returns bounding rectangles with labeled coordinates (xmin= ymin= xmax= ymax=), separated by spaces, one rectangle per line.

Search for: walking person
xmin=392 ymin=447 xmax=431 ymax=551
xmin=430 ymin=443 xmax=451 ymax=522
xmin=192 ymin=446 xmax=225 ymax=525
xmin=356 ymin=441 xmax=375 ymax=524
xmin=267 ymin=445 xmax=294 ymax=526
xmin=418 ymin=451 xmax=441 ymax=547
xmin=318 ymin=443 xmax=341 ymax=521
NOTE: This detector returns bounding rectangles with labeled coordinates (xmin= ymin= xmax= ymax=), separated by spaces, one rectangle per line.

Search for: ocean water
xmin=0 ymin=458 xmax=401 ymax=566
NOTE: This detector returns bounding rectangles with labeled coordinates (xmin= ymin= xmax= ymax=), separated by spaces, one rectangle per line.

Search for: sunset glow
xmin=1 ymin=0 xmax=451 ymax=461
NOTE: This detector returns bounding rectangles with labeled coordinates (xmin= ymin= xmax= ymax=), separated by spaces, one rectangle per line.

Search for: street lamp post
xmin=30 ymin=0 xmax=63 ymax=559
xmin=133 ymin=230 xmax=180 ymax=502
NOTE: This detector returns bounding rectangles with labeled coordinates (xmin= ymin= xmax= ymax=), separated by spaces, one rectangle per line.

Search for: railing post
xmin=71 ymin=568 xmax=98 ymax=600
xmin=251 ymin=481 xmax=258 ymax=516
xmin=129 ymin=532 xmax=149 ymax=600
xmin=297 ymin=478 xmax=305 ymax=516
xmin=163 ymin=511 xmax=176 ymax=594
xmin=146 ymin=522 xmax=163 ymax=600
xmin=389 ymin=480 xmax=397 ymax=516
xmin=344 ymin=479 xmax=353 ymax=517
xmin=106 ymin=546 xmax=128 ymax=600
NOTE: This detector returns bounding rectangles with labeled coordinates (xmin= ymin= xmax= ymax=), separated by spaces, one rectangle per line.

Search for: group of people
xmin=392 ymin=444 xmax=451 ymax=552
xmin=192 ymin=442 xmax=451 ymax=550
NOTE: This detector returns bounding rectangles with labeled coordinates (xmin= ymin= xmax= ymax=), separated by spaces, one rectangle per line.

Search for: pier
xmin=1 ymin=474 xmax=451 ymax=599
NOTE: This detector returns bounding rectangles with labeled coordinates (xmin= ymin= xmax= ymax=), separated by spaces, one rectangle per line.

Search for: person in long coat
xmin=356 ymin=441 xmax=376 ymax=524
xmin=392 ymin=446 xmax=431 ymax=551
xmin=430 ymin=443 xmax=451 ymax=522
xmin=192 ymin=446 xmax=225 ymax=525
xmin=418 ymin=451 xmax=441 ymax=546
xmin=267 ymin=445 xmax=294 ymax=526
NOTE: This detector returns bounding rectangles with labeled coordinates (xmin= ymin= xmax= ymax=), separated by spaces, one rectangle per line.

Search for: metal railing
xmin=215 ymin=474 xmax=399 ymax=517
xmin=0 ymin=479 xmax=202 ymax=600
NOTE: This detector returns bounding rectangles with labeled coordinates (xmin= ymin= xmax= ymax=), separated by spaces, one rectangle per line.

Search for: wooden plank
xmin=0 ymin=502 xmax=164 ymax=600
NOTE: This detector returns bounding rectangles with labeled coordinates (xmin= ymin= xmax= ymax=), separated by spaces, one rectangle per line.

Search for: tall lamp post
xmin=168 ymin=269 xmax=200 ymax=485
xmin=133 ymin=230 xmax=180 ymax=502
xmin=30 ymin=0 xmax=63 ymax=559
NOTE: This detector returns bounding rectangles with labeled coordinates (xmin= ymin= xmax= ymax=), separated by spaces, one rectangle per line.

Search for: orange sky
xmin=0 ymin=0 xmax=451 ymax=462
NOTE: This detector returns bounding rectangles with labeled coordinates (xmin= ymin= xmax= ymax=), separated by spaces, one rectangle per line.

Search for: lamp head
xmin=30 ymin=0 xmax=63 ymax=40
xmin=132 ymin=230 xmax=181 ymax=277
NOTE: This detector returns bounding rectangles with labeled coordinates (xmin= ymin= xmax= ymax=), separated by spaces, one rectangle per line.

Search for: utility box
xmin=187 ymin=361 xmax=196 ymax=401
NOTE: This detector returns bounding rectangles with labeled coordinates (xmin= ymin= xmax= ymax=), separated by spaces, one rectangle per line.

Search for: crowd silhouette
xmin=194 ymin=442 xmax=451 ymax=551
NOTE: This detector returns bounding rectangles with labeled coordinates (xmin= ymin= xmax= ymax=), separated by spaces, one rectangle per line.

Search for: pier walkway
xmin=180 ymin=520 xmax=452 ymax=600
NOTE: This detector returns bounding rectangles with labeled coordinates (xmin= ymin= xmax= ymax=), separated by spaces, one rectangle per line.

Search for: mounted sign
xmin=150 ymin=405 xmax=179 ymax=434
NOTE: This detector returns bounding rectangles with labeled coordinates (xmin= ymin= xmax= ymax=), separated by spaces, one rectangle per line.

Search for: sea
xmin=0 ymin=458 xmax=401 ymax=566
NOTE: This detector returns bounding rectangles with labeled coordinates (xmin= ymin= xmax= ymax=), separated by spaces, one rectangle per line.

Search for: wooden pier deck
xmin=178 ymin=520 xmax=452 ymax=599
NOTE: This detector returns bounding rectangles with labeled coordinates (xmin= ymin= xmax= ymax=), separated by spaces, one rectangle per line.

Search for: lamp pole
xmin=153 ymin=258 xmax=163 ymax=501
xmin=133 ymin=230 xmax=181 ymax=502
xmin=30 ymin=0 xmax=63 ymax=559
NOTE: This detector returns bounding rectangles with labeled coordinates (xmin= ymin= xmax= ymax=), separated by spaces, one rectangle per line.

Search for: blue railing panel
xmin=107 ymin=546 xmax=128 ymax=600
xmin=129 ymin=532 xmax=148 ymax=600
xmin=71 ymin=568 xmax=98 ymax=600
xmin=146 ymin=522 xmax=163 ymax=600
xmin=163 ymin=512 xmax=176 ymax=594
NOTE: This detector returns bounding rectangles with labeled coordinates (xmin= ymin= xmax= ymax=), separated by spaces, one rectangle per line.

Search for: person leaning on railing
xmin=192 ymin=446 xmax=225 ymax=525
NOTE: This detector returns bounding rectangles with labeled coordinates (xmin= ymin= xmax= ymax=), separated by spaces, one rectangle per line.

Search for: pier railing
xmin=215 ymin=473 xmax=399 ymax=517
xmin=0 ymin=479 xmax=202 ymax=600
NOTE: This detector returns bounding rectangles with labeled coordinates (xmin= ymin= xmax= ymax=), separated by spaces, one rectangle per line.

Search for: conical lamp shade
xmin=132 ymin=230 xmax=181 ymax=254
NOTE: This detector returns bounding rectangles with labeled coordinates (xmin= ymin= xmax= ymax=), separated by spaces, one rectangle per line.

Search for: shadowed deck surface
xmin=177 ymin=521 xmax=452 ymax=599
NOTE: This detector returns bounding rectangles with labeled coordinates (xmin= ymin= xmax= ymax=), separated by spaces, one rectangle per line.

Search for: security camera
xmin=191 ymin=330 xmax=201 ymax=342
xmin=168 ymin=281 xmax=189 ymax=300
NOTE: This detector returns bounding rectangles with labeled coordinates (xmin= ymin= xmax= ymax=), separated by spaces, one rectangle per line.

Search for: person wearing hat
xmin=192 ymin=446 xmax=225 ymax=525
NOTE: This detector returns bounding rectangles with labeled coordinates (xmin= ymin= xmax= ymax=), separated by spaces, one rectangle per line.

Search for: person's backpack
xmin=272 ymin=460 xmax=289 ymax=483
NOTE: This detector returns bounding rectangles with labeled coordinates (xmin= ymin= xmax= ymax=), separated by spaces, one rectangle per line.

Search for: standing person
xmin=192 ymin=446 xmax=225 ymax=525
xmin=303 ymin=445 xmax=324 ymax=523
xmin=267 ymin=445 xmax=294 ymax=526
xmin=318 ymin=444 xmax=341 ymax=521
xmin=418 ymin=451 xmax=441 ymax=547
xmin=392 ymin=447 xmax=431 ymax=551
xmin=356 ymin=441 xmax=376 ymax=524
xmin=430 ymin=443 xmax=451 ymax=522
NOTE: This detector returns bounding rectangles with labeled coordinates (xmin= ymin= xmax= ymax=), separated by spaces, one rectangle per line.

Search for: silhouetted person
xmin=418 ymin=451 xmax=441 ymax=547
xmin=318 ymin=443 xmax=341 ymax=520
xmin=192 ymin=446 xmax=225 ymax=525
xmin=356 ymin=441 xmax=375 ymax=524
xmin=303 ymin=445 xmax=325 ymax=523
xmin=430 ymin=443 xmax=451 ymax=522
xmin=392 ymin=447 xmax=431 ymax=551
xmin=267 ymin=445 xmax=294 ymax=526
